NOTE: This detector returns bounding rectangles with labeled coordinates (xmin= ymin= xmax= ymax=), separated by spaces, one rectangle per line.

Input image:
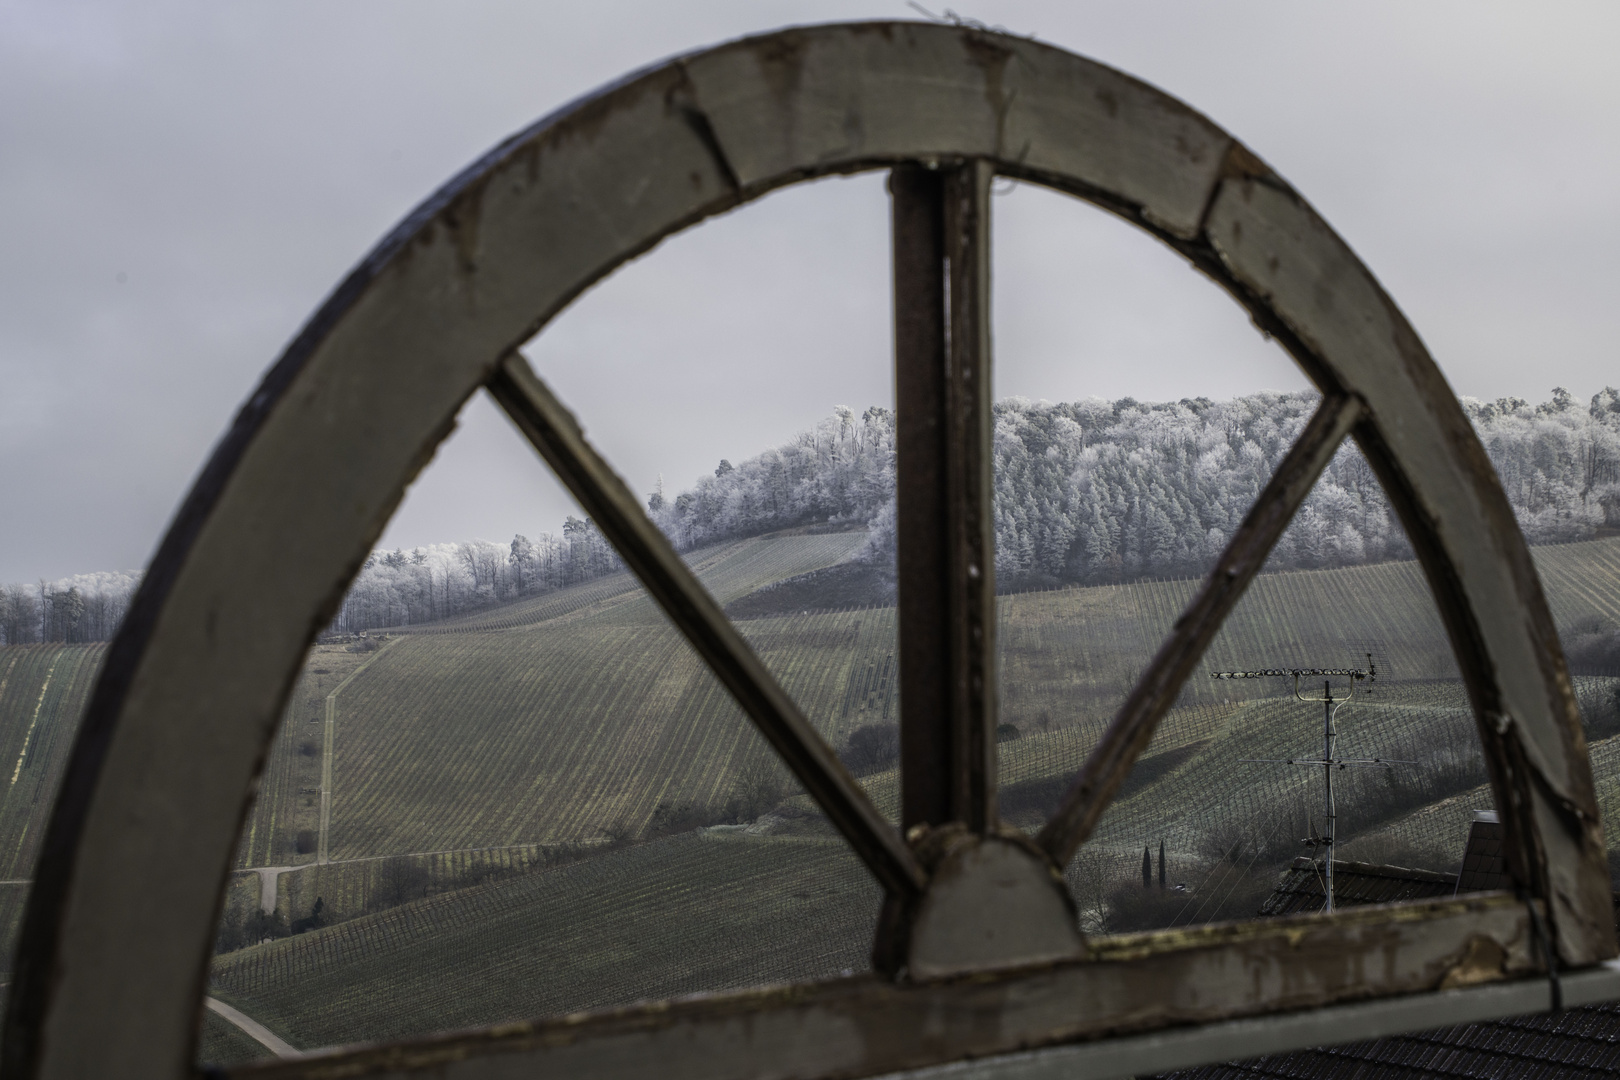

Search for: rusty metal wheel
xmin=6 ymin=20 xmax=1615 ymax=1080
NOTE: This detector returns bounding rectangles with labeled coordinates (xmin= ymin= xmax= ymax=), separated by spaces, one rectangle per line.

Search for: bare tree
xmin=509 ymin=534 xmax=535 ymax=594
xmin=727 ymin=753 xmax=791 ymax=822
xmin=839 ymin=722 xmax=900 ymax=776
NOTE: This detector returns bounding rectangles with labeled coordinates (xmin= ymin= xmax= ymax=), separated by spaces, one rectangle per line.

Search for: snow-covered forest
xmin=5 ymin=388 xmax=1617 ymax=643
xmin=323 ymin=516 xmax=621 ymax=633
xmin=0 ymin=571 xmax=140 ymax=646
xmin=0 ymin=520 xmax=624 ymax=643
xmin=649 ymin=387 xmax=1620 ymax=587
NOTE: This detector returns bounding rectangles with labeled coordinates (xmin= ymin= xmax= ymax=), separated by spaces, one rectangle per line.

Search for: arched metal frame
xmin=5 ymin=20 xmax=1617 ymax=1080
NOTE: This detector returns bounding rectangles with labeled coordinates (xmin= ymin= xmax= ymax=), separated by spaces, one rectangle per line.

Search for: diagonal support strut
xmin=488 ymin=355 xmax=927 ymax=900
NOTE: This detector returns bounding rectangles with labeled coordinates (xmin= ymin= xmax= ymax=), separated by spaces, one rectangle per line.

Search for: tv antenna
xmin=1210 ymin=655 xmax=1411 ymax=912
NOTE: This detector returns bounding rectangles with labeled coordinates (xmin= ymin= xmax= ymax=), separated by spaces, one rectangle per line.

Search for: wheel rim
xmin=7 ymin=21 xmax=1610 ymax=1079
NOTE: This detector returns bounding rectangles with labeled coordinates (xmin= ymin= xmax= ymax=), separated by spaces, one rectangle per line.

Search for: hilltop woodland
xmin=649 ymin=386 xmax=1620 ymax=585
xmin=4 ymin=387 xmax=1619 ymax=644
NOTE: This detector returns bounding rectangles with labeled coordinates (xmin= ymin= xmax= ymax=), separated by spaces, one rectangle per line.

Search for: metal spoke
xmin=1038 ymin=392 xmax=1365 ymax=866
xmin=892 ymin=160 xmax=997 ymax=835
xmin=488 ymin=354 xmax=927 ymax=899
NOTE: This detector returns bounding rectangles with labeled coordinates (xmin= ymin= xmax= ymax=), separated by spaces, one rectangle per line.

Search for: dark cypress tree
xmin=1141 ymin=846 xmax=1152 ymax=889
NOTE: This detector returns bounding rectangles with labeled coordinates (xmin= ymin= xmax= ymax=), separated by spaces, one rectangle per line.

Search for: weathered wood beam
xmin=232 ymin=894 xmax=1540 ymax=1080
xmin=892 ymin=158 xmax=998 ymax=837
xmin=942 ymin=159 xmax=997 ymax=834
xmin=891 ymin=163 xmax=953 ymax=833
xmin=887 ymin=958 xmax=1620 ymax=1080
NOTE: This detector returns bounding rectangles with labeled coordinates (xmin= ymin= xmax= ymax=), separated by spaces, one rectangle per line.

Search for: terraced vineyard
xmin=210 ymin=832 xmax=878 ymax=1052
xmin=996 ymin=555 xmax=1461 ymax=734
xmin=198 ymin=673 xmax=1599 ymax=1064
xmin=821 ymin=680 xmax=1505 ymax=877
xmin=230 ymin=532 xmax=871 ymax=867
xmin=1535 ymin=539 xmax=1620 ymax=627
xmin=198 ymin=1006 xmax=271 ymax=1064
xmin=409 ymin=532 xmax=868 ymax=635
xmin=306 ymin=544 xmax=1486 ymax=863
xmin=0 ymin=644 xmax=104 ymax=967
xmin=1362 ymin=714 xmax=1620 ymax=861
xmin=8 ymin=536 xmax=1620 ymax=1064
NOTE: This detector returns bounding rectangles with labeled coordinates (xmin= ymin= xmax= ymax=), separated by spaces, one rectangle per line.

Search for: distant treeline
xmin=649 ymin=388 xmax=1620 ymax=587
xmin=0 ymin=572 xmax=139 ymax=646
xmin=9 ymin=388 xmax=1620 ymax=643
xmin=0 ymin=519 xmax=624 ymax=642
xmin=329 ymin=516 xmax=622 ymax=633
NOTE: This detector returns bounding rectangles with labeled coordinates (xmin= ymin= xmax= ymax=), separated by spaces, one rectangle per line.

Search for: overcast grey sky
xmin=3 ymin=1 xmax=1617 ymax=583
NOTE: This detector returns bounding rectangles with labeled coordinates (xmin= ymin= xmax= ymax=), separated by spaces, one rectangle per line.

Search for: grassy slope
xmin=411 ymin=532 xmax=869 ymax=635
xmin=232 ymin=532 xmax=868 ymax=866
xmin=0 ymin=645 xmax=103 ymax=965
xmin=210 ymin=832 xmax=877 ymax=1052
xmin=2 ymin=538 xmax=1619 ymax=1060
xmin=197 ymin=1006 xmax=273 ymax=1068
xmin=246 ymin=539 xmax=1620 ymax=869
xmin=197 ymin=540 xmax=1620 ymax=1060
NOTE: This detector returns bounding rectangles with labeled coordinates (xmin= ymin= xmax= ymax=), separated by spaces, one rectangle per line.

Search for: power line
xmin=1209 ymin=654 xmax=1411 ymax=913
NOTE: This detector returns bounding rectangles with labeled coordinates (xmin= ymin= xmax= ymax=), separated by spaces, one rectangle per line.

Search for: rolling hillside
xmin=404 ymin=532 xmax=869 ymax=635
xmin=209 ymin=832 xmax=877 ymax=1053
xmin=191 ymin=538 xmax=1620 ymax=1066
xmin=195 ymin=675 xmax=1601 ymax=1065
xmin=7 ymin=537 xmax=1620 ymax=1065
xmin=0 ymin=644 xmax=104 ymax=967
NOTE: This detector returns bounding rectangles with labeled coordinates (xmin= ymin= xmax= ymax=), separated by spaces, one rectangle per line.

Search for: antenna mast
xmin=1210 ymin=655 xmax=1409 ymax=913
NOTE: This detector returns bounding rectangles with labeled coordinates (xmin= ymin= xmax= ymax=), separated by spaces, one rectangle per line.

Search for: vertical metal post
xmin=1324 ymin=681 xmax=1336 ymax=914
xmin=891 ymin=160 xmax=998 ymax=836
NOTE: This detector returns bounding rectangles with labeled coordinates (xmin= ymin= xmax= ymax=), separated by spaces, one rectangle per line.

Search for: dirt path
xmin=205 ymin=996 xmax=298 ymax=1058
xmin=233 ymin=839 xmax=608 ymax=911
xmin=249 ymin=866 xmax=299 ymax=914
xmin=318 ymin=639 xmax=397 ymax=863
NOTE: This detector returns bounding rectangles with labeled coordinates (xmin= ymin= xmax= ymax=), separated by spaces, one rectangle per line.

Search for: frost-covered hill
xmin=653 ymin=387 xmax=1620 ymax=588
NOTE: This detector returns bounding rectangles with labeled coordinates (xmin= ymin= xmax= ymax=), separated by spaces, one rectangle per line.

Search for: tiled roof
xmin=1259 ymin=857 xmax=1457 ymax=917
xmin=1457 ymin=817 xmax=1511 ymax=893
xmin=1161 ymin=1003 xmax=1620 ymax=1080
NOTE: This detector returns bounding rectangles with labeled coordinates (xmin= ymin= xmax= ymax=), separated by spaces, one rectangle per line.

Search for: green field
xmin=8 ymin=535 xmax=1620 ymax=1063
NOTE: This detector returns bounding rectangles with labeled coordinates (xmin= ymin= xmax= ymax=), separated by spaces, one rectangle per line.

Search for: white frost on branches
xmin=650 ymin=387 xmax=1620 ymax=588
